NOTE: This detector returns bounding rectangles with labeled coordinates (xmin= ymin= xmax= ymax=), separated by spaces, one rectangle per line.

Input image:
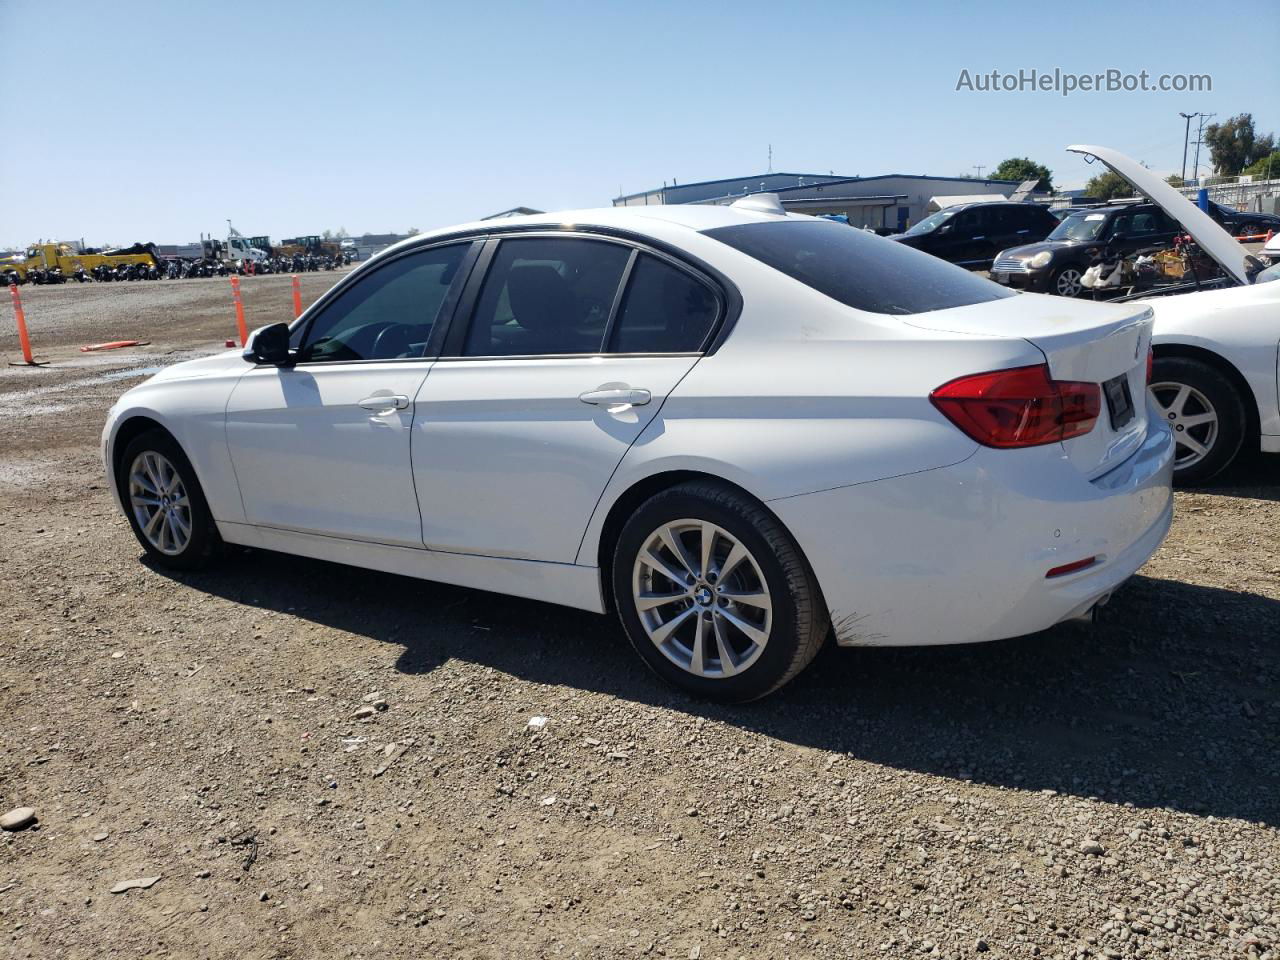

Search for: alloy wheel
xmin=128 ymin=450 xmax=192 ymax=555
xmin=1055 ymin=267 xmax=1083 ymax=297
xmin=1150 ymin=381 xmax=1220 ymax=469
xmin=631 ymin=519 xmax=772 ymax=679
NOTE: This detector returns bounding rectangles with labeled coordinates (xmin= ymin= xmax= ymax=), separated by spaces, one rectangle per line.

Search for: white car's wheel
xmin=1149 ymin=357 xmax=1247 ymax=485
xmin=612 ymin=482 xmax=828 ymax=702
xmin=117 ymin=430 xmax=222 ymax=570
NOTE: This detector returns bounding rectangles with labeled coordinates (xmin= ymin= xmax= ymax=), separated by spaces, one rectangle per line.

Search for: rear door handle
xmin=579 ymin=387 xmax=652 ymax=407
xmin=358 ymin=394 xmax=410 ymax=411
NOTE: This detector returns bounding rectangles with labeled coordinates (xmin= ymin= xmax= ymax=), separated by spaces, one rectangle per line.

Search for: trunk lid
xmin=907 ymin=293 xmax=1153 ymax=477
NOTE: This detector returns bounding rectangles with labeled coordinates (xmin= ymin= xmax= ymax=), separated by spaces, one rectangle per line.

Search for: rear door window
xmin=607 ymin=254 xmax=719 ymax=353
xmin=703 ymin=219 xmax=1014 ymax=315
xmin=463 ymin=237 xmax=630 ymax=356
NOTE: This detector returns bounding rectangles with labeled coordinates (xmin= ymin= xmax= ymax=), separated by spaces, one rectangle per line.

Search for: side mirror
xmin=1110 ymin=233 xmax=1129 ymax=244
xmin=243 ymin=322 xmax=294 ymax=366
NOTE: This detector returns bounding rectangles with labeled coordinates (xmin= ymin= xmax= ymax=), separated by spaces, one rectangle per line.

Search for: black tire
xmin=611 ymin=481 xmax=829 ymax=703
xmin=1050 ymin=264 xmax=1085 ymax=298
xmin=116 ymin=429 xmax=222 ymax=570
xmin=1150 ymin=357 xmax=1247 ymax=485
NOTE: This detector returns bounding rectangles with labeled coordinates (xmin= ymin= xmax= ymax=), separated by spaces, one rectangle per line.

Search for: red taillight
xmin=1046 ymin=556 xmax=1098 ymax=578
xmin=930 ymin=363 xmax=1102 ymax=449
xmin=1146 ymin=347 xmax=1154 ymax=384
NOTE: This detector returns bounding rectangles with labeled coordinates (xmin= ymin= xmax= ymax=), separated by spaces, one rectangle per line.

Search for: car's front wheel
xmin=612 ymin=481 xmax=828 ymax=702
xmin=117 ymin=429 xmax=222 ymax=570
xmin=1149 ymin=357 xmax=1246 ymax=485
xmin=1051 ymin=265 xmax=1084 ymax=298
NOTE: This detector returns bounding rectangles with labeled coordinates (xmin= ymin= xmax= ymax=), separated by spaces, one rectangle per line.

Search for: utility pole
xmin=973 ymin=164 xmax=985 ymax=179
xmin=1179 ymin=112 xmax=1196 ymax=182
xmin=1192 ymin=112 xmax=1216 ymax=182
xmin=767 ymin=144 xmax=773 ymax=174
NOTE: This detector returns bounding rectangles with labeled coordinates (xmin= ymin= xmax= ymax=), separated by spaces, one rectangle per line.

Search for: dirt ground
xmin=1 ymin=274 xmax=1277 ymax=960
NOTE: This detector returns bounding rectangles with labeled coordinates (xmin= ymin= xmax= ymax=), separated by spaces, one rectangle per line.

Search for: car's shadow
xmin=159 ymin=552 xmax=1280 ymax=826
xmin=1199 ymin=451 xmax=1280 ymax=502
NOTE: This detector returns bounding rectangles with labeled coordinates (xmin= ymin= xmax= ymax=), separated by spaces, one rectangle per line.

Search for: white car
xmin=1066 ymin=145 xmax=1280 ymax=483
xmin=103 ymin=197 xmax=1174 ymax=700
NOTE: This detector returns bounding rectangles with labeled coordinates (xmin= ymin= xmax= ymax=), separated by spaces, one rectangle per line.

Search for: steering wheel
xmin=372 ymin=323 xmax=416 ymax=359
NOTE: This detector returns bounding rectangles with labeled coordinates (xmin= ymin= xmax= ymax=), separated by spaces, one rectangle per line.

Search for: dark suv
xmin=991 ymin=202 xmax=1181 ymax=297
xmin=889 ymin=202 xmax=1060 ymax=270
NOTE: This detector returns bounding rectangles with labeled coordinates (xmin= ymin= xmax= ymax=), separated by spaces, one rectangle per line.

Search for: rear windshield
xmin=702 ymin=219 xmax=1014 ymax=315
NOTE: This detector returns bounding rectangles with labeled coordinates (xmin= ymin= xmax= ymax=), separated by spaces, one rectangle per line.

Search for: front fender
xmin=102 ymin=366 xmax=247 ymax=523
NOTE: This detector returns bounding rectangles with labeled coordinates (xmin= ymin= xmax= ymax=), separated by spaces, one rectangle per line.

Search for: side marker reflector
xmin=1046 ymin=556 xmax=1098 ymax=579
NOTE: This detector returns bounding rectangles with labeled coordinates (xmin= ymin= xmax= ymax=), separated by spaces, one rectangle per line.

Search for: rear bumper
xmin=770 ymin=421 xmax=1175 ymax=647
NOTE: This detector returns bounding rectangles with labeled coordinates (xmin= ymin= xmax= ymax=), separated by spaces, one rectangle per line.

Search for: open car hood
xmin=1066 ymin=144 xmax=1254 ymax=286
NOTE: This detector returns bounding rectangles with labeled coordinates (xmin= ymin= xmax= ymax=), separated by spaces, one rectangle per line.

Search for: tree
xmin=322 ymin=229 xmax=334 ymax=240
xmin=1242 ymin=149 xmax=1280 ymax=181
xmin=1165 ymin=174 xmax=1185 ymax=188
xmin=1084 ymin=170 xmax=1132 ymax=202
xmin=991 ymin=157 xmax=1053 ymax=192
xmin=1203 ymin=114 xmax=1276 ymax=176
xmin=405 ymin=227 xmax=421 ymax=236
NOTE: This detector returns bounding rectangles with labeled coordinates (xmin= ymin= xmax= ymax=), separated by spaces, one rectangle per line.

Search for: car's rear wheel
xmin=1149 ymin=357 xmax=1246 ymax=485
xmin=117 ymin=429 xmax=222 ymax=569
xmin=612 ymin=481 xmax=828 ymax=702
xmin=1051 ymin=265 xmax=1084 ymax=298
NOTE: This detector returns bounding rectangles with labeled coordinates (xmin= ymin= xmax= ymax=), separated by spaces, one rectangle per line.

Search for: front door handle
xmin=358 ymin=394 xmax=410 ymax=412
xmin=579 ymin=387 xmax=652 ymax=407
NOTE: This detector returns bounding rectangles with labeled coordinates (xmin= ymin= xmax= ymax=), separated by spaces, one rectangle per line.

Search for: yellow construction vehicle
xmin=2 ymin=241 xmax=159 ymax=284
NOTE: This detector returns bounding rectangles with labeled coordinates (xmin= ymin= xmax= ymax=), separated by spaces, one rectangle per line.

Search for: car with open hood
xmin=1060 ymin=145 xmax=1279 ymax=484
xmin=991 ymin=201 xmax=1182 ymax=298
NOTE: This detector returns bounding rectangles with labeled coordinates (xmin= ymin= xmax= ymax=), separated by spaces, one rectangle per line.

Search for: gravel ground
xmin=1 ymin=276 xmax=1277 ymax=960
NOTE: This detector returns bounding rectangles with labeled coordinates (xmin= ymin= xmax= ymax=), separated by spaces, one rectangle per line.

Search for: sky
xmin=3 ymin=0 xmax=1278 ymax=248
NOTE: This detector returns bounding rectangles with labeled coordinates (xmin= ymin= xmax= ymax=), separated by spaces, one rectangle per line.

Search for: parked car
xmin=1260 ymin=231 xmax=1280 ymax=265
xmin=1064 ymin=145 xmax=1280 ymax=484
xmin=103 ymin=196 xmax=1173 ymax=701
xmin=1203 ymin=200 xmax=1280 ymax=238
xmin=991 ymin=202 xmax=1183 ymax=297
xmin=889 ymin=201 xmax=1060 ymax=270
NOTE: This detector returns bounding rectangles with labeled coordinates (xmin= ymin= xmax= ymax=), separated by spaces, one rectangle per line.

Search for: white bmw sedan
xmin=104 ymin=197 xmax=1175 ymax=701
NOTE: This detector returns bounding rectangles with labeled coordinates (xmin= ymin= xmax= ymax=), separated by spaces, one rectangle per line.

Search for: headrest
xmin=507 ymin=265 xmax=576 ymax=334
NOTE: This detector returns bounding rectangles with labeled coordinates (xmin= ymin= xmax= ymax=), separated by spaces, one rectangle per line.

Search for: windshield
xmin=902 ymin=209 xmax=954 ymax=236
xmin=1048 ymin=211 xmax=1110 ymax=242
xmin=703 ymin=218 xmax=1014 ymax=315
